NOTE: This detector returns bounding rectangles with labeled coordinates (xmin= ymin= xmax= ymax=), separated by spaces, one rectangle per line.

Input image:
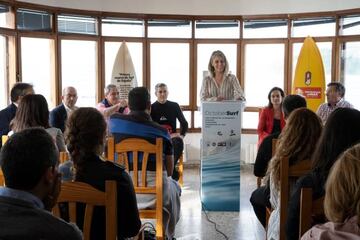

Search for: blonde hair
xmin=207 ymin=50 xmax=229 ymax=77
xmin=324 ymin=143 xmax=360 ymax=225
xmin=266 ymin=108 xmax=322 ymax=191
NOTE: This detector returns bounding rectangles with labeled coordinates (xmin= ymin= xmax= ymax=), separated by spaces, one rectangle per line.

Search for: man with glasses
xmin=97 ymin=84 xmax=128 ymax=122
xmin=316 ymin=82 xmax=353 ymax=124
xmin=50 ymin=86 xmax=78 ymax=132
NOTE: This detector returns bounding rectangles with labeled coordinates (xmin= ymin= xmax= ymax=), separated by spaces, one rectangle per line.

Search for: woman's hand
xmin=216 ymin=96 xmax=225 ymax=101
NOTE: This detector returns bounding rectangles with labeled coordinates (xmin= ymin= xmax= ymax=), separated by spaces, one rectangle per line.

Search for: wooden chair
xmin=110 ymin=137 xmax=164 ymax=240
xmin=257 ymin=138 xmax=278 ymax=188
xmin=53 ymin=180 xmax=117 ymax=240
xmin=108 ymin=135 xmax=184 ymax=187
xmin=299 ymin=188 xmax=325 ymax=238
xmin=279 ymin=157 xmax=311 ymax=240
xmin=0 ymin=169 xmax=4 ymax=186
xmin=2 ymin=135 xmax=8 ymax=145
xmin=59 ymin=151 xmax=70 ymax=164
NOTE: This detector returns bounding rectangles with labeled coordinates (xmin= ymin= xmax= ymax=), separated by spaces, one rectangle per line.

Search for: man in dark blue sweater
xmin=151 ymin=83 xmax=188 ymax=180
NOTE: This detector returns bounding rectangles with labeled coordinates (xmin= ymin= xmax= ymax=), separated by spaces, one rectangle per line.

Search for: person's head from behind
xmin=268 ymin=108 xmax=322 ymax=190
xmin=326 ymin=82 xmax=345 ymax=105
xmin=155 ymin=83 xmax=168 ymax=104
xmin=282 ymin=94 xmax=307 ymax=119
xmin=0 ymin=128 xmax=58 ymax=196
xmin=208 ymin=50 xmax=229 ymax=77
xmin=104 ymin=84 xmax=119 ymax=105
xmin=62 ymin=86 xmax=78 ymax=109
xmin=65 ymin=108 xmax=106 ymax=171
xmin=128 ymin=87 xmax=151 ymax=112
xmin=11 ymin=94 xmax=50 ymax=132
xmin=10 ymin=82 xmax=34 ymax=104
xmin=312 ymin=108 xmax=360 ymax=176
xmin=267 ymin=87 xmax=285 ymax=108
xmin=324 ymin=143 xmax=360 ymax=225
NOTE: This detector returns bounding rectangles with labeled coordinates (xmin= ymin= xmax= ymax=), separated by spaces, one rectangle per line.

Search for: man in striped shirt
xmin=316 ymin=82 xmax=353 ymax=124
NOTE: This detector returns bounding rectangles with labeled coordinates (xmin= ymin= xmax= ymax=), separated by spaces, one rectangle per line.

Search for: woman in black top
xmin=65 ymin=107 xmax=141 ymax=240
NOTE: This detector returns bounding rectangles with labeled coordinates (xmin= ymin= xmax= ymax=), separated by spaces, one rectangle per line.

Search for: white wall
xmin=19 ymin=0 xmax=360 ymax=15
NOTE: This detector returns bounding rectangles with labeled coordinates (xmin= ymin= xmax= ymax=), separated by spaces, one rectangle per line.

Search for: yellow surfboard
xmin=292 ymin=37 xmax=325 ymax=112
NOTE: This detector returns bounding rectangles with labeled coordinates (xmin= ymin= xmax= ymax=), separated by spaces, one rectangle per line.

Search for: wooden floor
xmin=174 ymin=165 xmax=265 ymax=240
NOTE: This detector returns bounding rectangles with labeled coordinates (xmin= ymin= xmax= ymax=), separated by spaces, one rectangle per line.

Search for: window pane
xmin=196 ymin=44 xmax=237 ymax=106
xmin=0 ymin=36 xmax=7 ymax=108
xmin=176 ymin=111 xmax=191 ymax=129
xmin=194 ymin=110 xmax=202 ymax=128
xmin=340 ymin=15 xmax=360 ymax=36
xmin=0 ymin=4 xmax=13 ymax=28
xmin=58 ymin=14 xmax=97 ymax=35
xmin=21 ymin=37 xmax=55 ymax=108
xmin=292 ymin=42 xmax=332 ymax=86
xmin=243 ymin=19 xmax=287 ymax=38
xmin=340 ymin=42 xmax=360 ymax=110
xmin=61 ymin=40 xmax=97 ymax=107
xmin=148 ymin=20 xmax=191 ymax=38
xmin=150 ymin=43 xmax=189 ymax=105
xmin=16 ymin=8 xmax=52 ymax=32
xmin=195 ymin=20 xmax=239 ymax=39
xmin=242 ymin=112 xmax=259 ymax=129
xmin=244 ymin=44 xmax=284 ymax=107
xmin=104 ymin=41 xmax=143 ymax=87
xmin=292 ymin=17 xmax=336 ymax=37
xmin=102 ymin=18 xmax=144 ymax=37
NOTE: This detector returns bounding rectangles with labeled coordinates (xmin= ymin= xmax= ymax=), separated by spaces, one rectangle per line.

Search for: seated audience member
xmin=0 ymin=83 xmax=34 ymax=145
xmin=50 ymin=86 xmax=78 ymax=132
xmin=286 ymin=108 xmax=360 ymax=240
xmin=97 ymin=84 xmax=128 ymax=121
xmin=65 ymin=107 xmax=141 ymax=239
xmin=257 ymin=87 xmax=285 ymax=147
xmin=251 ymin=94 xmax=307 ymax=228
xmin=109 ymin=87 xmax=181 ymax=240
xmin=151 ymin=83 xmax=188 ymax=180
xmin=9 ymin=94 xmax=66 ymax=152
xmin=301 ymin=143 xmax=360 ymax=239
xmin=0 ymin=128 xmax=82 ymax=240
xmin=316 ymin=82 xmax=353 ymax=124
xmin=254 ymin=94 xmax=307 ymax=178
xmin=266 ymin=108 xmax=322 ymax=240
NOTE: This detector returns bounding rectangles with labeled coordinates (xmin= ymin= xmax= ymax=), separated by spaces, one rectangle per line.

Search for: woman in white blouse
xmin=200 ymin=50 xmax=245 ymax=102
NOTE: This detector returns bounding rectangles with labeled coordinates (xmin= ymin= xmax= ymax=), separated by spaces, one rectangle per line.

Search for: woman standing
xmin=257 ymin=87 xmax=285 ymax=147
xmin=200 ymin=50 xmax=245 ymax=101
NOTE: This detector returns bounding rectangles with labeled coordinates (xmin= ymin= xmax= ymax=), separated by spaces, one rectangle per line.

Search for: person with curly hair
xmin=64 ymin=107 xmax=141 ymax=240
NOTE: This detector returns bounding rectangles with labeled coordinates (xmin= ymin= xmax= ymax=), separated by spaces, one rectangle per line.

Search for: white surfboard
xmin=111 ymin=41 xmax=138 ymax=99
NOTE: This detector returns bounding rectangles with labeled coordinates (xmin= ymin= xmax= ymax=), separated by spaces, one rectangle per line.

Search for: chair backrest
xmin=257 ymin=138 xmax=278 ymax=188
xmin=59 ymin=151 xmax=69 ymax=164
xmin=0 ymin=169 xmax=4 ymax=186
xmin=53 ymin=180 xmax=117 ymax=240
xmin=110 ymin=137 xmax=164 ymax=239
xmin=299 ymin=187 xmax=325 ymax=238
xmin=279 ymin=157 xmax=311 ymax=240
xmin=2 ymin=135 xmax=8 ymax=145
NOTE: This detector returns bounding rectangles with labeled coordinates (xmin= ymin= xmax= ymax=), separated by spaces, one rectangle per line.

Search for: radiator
xmin=243 ymin=143 xmax=258 ymax=164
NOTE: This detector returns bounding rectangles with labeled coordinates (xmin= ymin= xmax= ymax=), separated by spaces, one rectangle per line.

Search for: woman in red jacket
xmin=257 ymin=87 xmax=285 ymax=147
